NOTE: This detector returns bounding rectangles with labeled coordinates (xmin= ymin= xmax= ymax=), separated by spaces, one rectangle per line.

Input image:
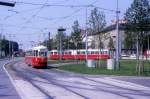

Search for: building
xmin=83 ymin=23 xmax=126 ymax=50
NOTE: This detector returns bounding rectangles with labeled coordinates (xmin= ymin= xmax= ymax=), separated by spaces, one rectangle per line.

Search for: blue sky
xmin=0 ymin=0 xmax=132 ymax=49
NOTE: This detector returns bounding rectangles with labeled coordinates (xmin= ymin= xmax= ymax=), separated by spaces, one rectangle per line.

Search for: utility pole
xmin=67 ymin=36 xmax=69 ymax=49
xmin=9 ymin=34 xmax=11 ymax=57
xmin=115 ymin=0 xmax=120 ymax=70
xmin=58 ymin=27 xmax=66 ymax=61
xmin=11 ymin=35 xmax=15 ymax=58
xmin=85 ymin=7 xmax=88 ymax=66
xmin=48 ymin=32 xmax=50 ymax=50
xmin=148 ymin=36 xmax=150 ymax=50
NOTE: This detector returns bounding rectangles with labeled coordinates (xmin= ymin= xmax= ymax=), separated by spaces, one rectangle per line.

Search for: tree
xmin=42 ymin=39 xmax=53 ymax=50
xmin=124 ymin=32 xmax=134 ymax=49
xmin=124 ymin=0 xmax=150 ymax=75
xmin=0 ymin=38 xmax=19 ymax=56
xmin=108 ymin=37 xmax=114 ymax=49
xmin=88 ymin=8 xmax=106 ymax=49
xmin=70 ymin=20 xmax=83 ymax=49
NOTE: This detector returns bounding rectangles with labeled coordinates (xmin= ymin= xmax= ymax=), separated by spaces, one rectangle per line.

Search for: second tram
xmin=49 ymin=49 xmax=110 ymax=60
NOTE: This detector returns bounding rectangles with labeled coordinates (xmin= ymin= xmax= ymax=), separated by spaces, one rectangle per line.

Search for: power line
xmin=24 ymin=0 xmax=49 ymax=24
xmin=48 ymin=0 xmax=99 ymax=25
xmin=16 ymin=1 xmax=115 ymax=12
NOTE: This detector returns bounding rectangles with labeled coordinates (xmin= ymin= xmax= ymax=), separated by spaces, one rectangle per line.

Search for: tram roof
xmin=32 ymin=45 xmax=47 ymax=50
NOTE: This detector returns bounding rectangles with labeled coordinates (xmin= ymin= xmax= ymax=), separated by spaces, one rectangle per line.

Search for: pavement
xmin=0 ymin=59 xmax=21 ymax=99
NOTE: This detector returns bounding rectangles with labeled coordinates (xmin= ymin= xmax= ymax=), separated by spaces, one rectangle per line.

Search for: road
xmin=0 ymin=59 xmax=21 ymax=99
xmin=4 ymin=59 xmax=150 ymax=99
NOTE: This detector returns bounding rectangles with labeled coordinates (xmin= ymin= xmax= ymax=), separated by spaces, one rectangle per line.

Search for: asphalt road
xmin=4 ymin=59 xmax=150 ymax=99
xmin=0 ymin=59 xmax=21 ymax=99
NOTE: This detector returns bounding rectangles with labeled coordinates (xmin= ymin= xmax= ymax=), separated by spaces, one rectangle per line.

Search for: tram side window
xmin=34 ymin=50 xmax=38 ymax=56
xmin=54 ymin=52 xmax=58 ymax=55
xmin=39 ymin=52 xmax=47 ymax=57
xmin=69 ymin=52 xmax=71 ymax=55
xmin=95 ymin=51 xmax=99 ymax=54
xmin=26 ymin=51 xmax=31 ymax=56
xmin=91 ymin=51 xmax=94 ymax=54
xmin=64 ymin=52 xmax=67 ymax=55
xmin=105 ymin=51 xmax=108 ymax=54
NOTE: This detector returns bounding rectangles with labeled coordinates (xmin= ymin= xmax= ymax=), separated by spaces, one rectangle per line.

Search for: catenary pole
xmin=115 ymin=0 xmax=120 ymax=70
xmin=85 ymin=7 xmax=88 ymax=66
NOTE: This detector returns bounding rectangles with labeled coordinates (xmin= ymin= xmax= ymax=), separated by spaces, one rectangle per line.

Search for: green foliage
xmin=88 ymin=8 xmax=106 ymax=33
xmin=0 ymin=39 xmax=19 ymax=56
xmin=107 ymin=37 xmax=114 ymax=49
xmin=88 ymin=8 xmax=106 ymax=49
xmin=124 ymin=0 xmax=150 ymax=39
xmin=124 ymin=0 xmax=150 ymax=56
xmin=42 ymin=39 xmax=53 ymax=50
xmin=70 ymin=20 xmax=83 ymax=49
xmin=124 ymin=32 xmax=134 ymax=49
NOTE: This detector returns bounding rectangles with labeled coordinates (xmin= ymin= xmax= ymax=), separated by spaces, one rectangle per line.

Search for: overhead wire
xmin=3 ymin=0 xmax=116 ymax=46
xmin=23 ymin=0 xmax=49 ymax=24
xmin=15 ymin=1 xmax=115 ymax=12
xmin=47 ymin=0 xmax=99 ymax=26
xmin=18 ymin=0 xmax=73 ymax=32
xmin=4 ymin=7 xmax=43 ymax=20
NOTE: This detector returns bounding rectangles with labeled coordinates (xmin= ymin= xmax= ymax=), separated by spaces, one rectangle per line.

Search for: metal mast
xmin=115 ymin=0 xmax=120 ymax=70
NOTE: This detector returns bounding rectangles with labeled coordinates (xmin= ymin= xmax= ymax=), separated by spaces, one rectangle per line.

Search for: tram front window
xmin=39 ymin=52 xmax=47 ymax=57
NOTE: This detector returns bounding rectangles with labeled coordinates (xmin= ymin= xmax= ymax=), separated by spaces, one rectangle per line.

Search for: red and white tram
xmin=25 ymin=45 xmax=48 ymax=68
xmin=49 ymin=49 xmax=110 ymax=60
xmin=144 ymin=50 xmax=150 ymax=58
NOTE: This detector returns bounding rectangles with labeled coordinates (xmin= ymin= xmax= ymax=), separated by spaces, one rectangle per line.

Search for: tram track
xmin=5 ymin=60 xmax=54 ymax=99
xmin=4 ymin=60 xmax=150 ymax=99
xmin=35 ymin=68 xmax=150 ymax=99
xmin=17 ymin=61 xmax=89 ymax=99
xmin=5 ymin=60 xmax=87 ymax=99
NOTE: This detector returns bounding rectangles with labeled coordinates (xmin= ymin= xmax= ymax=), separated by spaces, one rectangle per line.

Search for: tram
xmin=25 ymin=45 xmax=48 ymax=68
xmin=49 ymin=49 xmax=110 ymax=60
xmin=144 ymin=50 xmax=150 ymax=58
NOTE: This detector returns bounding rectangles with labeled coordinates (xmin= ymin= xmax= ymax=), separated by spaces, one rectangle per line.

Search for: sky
xmin=0 ymin=0 xmax=132 ymax=50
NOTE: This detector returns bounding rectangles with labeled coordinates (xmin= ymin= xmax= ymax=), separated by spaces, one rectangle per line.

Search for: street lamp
xmin=0 ymin=1 xmax=15 ymax=7
xmin=58 ymin=27 xmax=66 ymax=61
